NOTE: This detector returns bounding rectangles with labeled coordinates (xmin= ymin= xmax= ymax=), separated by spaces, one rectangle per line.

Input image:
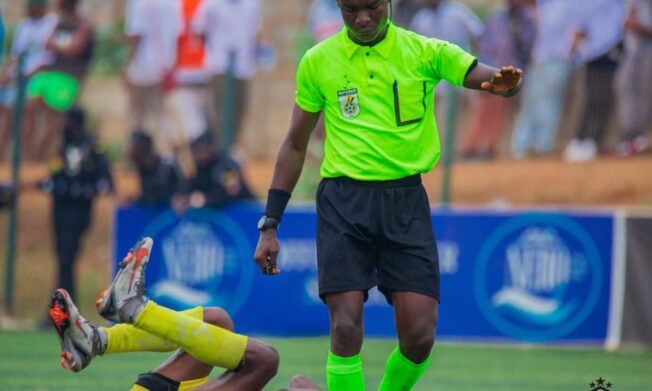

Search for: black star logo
xmin=607 ymin=382 xmax=612 ymax=388
xmin=596 ymin=377 xmax=605 ymax=386
xmin=590 ymin=382 xmax=596 ymax=388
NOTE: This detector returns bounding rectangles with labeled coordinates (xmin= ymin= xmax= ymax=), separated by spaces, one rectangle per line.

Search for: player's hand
xmin=253 ymin=230 xmax=281 ymax=275
xmin=481 ymin=66 xmax=523 ymax=97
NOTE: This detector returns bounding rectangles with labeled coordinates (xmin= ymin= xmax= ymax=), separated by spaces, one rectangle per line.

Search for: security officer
xmin=0 ymin=183 xmax=15 ymax=209
xmin=253 ymin=1 xmax=523 ymax=390
xmin=127 ymin=130 xmax=189 ymax=208
xmin=188 ymin=131 xmax=255 ymax=208
xmin=40 ymin=107 xmax=113 ymax=300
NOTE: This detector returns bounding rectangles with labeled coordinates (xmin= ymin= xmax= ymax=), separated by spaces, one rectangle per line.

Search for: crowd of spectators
xmin=1 ymin=0 xmax=651 ymax=303
xmin=387 ymin=0 xmax=651 ymax=162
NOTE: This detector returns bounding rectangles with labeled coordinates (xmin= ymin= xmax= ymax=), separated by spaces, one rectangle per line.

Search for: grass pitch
xmin=0 ymin=331 xmax=651 ymax=390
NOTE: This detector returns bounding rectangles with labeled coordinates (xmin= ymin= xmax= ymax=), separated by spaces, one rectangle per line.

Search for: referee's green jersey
xmin=295 ymin=23 xmax=476 ymax=181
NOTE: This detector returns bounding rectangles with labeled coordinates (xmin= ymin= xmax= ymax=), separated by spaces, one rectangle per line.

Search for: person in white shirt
xmin=172 ymin=0 xmax=212 ymax=145
xmin=0 ymin=0 xmax=57 ymax=159
xmin=123 ymin=0 xmax=180 ymax=152
xmin=192 ymin=0 xmax=262 ymax=152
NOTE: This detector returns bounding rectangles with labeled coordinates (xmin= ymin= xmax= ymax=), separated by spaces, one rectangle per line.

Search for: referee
xmin=254 ymin=1 xmax=522 ymax=390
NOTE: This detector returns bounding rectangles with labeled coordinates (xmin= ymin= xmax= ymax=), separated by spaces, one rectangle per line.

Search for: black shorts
xmin=134 ymin=372 xmax=179 ymax=391
xmin=316 ymin=174 xmax=440 ymax=304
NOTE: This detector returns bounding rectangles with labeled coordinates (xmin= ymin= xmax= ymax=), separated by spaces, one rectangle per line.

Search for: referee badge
xmin=337 ymin=88 xmax=360 ymax=119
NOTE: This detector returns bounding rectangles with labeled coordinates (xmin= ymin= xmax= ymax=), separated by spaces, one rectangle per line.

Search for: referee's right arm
xmin=253 ymin=104 xmax=320 ymax=275
xmin=269 ymin=104 xmax=321 ymax=193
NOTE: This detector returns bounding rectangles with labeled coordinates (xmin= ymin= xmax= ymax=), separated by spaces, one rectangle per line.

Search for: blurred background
xmin=0 ymin=0 xmax=651 ymax=389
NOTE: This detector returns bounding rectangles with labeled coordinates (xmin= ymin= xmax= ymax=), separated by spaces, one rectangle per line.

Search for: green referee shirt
xmin=295 ymin=23 xmax=476 ymax=181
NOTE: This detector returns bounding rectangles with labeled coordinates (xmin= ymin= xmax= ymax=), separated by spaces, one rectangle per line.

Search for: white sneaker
xmin=96 ymin=237 xmax=153 ymax=323
xmin=565 ymin=139 xmax=597 ymax=163
xmin=49 ymin=288 xmax=105 ymax=372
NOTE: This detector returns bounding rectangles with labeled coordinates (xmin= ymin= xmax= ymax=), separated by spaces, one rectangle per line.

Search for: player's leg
xmin=324 ymin=291 xmax=365 ymax=391
xmin=316 ymin=178 xmax=383 ymax=391
xmin=48 ymin=287 xmax=206 ymax=372
xmin=98 ymin=237 xmax=277 ymax=389
xmin=378 ymin=292 xmax=437 ymax=391
xmin=375 ymin=181 xmax=439 ymax=390
xmin=193 ymin=338 xmax=279 ymax=391
xmin=275 ymin=375 xmax=323 ymax=391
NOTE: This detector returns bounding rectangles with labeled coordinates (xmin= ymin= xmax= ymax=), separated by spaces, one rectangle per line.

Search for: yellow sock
xmin=103 ymin=307 xmax=203 ymax=354
xmin=133 ymin=301 xmax=248 ymax=370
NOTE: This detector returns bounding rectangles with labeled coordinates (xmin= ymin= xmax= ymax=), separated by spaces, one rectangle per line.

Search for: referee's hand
xmin=481 ymin=66 xmax=523 ymax=97
xmin=254 ymin=230 xmax=281 ymax=275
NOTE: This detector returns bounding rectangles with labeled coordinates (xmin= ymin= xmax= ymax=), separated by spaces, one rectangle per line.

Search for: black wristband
xmin=264 ymin=188 xmax=291 ymax=220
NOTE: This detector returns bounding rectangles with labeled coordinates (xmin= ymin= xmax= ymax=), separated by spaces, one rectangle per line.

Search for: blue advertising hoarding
xmin=114 ymin=204 xmax=613 ymax=343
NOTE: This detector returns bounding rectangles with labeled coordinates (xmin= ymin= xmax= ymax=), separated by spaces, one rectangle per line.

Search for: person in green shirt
xmin=254 ymin=1 xmax=522 ymax=390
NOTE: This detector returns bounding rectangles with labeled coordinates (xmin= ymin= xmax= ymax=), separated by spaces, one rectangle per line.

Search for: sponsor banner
xmin=115 ymin=205 xmax=613 ymax=342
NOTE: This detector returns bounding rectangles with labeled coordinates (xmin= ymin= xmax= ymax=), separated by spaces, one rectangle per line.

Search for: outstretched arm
xmin=253 ymin=105 xmax=320 ymax=275
xmin=463 ymin=63 xmax=523 ymax=97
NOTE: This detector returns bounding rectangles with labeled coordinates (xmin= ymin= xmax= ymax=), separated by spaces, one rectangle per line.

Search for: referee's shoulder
xmin=303 ymin=30 xmax=345 ymax=59
xmin=394 ymin=25 xmax=450 ymax=53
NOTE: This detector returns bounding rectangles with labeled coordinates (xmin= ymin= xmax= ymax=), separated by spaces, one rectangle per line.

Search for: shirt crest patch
xmin=337 ymin=88 xmax=360 ymax=119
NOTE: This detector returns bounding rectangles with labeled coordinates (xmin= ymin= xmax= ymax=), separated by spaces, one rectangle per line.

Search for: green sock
xmin=378 ymin=347 xmax=432 ymax=391
xmin=326 ymin=351 xmax=365 ymax=391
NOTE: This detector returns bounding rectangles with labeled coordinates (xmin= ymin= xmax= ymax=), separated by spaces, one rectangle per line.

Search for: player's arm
xmin=253 ymin=105 xmax=320 ymax=275
xmin=463 ymin=62 xmax=523 ymax=98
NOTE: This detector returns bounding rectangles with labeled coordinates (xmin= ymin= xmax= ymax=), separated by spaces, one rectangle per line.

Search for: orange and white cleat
xmin=49 ymin=288 xmax=105 ymax=372
xmin=96 ymin=237 xmax=153 ymax=323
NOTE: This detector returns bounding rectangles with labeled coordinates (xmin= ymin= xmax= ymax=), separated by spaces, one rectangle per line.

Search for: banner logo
xmin=474 ymin=213 xmax=603 ymax=341
xmin=338 ymin=88 xmax=360 ymax=119
xmin=141 ymin=208 xmax=255 ymax=316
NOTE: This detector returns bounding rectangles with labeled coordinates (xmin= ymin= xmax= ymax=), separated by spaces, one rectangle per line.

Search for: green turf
xmin=0 ymin=331 xmax=651 ymax=390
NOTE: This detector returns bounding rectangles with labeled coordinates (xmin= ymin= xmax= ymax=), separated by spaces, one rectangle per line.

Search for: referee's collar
xmin=342 ymin=22 xmax=396 ymax=60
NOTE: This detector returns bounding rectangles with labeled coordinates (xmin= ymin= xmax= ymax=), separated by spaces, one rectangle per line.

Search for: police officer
xmin=40 ymin=107 xmax=113 ymax=300
xmin=253 ymin=1 xmax=523 ymax=390
xmin=127 ymin=130 xmax=189 ymax=208
xmin=0 ymin=183 xmax=15 ymax=209
xmin=188 ymin=132 xmax=255 ymax=208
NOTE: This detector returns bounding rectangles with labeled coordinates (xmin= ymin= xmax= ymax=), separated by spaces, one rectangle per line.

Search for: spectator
xmin=393 ymin=0 xmax=424 ymax=28
xmin=510 ymin=0 xmax=583 ymax=158
xmin=410 ymin=0 xmax=483 ymax=149
xmin=173 ymin=0 xmax=212 ymax=144
xmin=0 ymin=0 xmax=57 ymax=160
xmin=24 ymin=0 xmax=95 ymax=161
xmin=123 ymin=0 xmax=180 ymax=154
xmin=410 ymin=0 xmax=483 ymax=53
xmin=38 ymin=107 xmax=113 ymax=300
xmin=307 ymin=0 xmax=344 ymax=43
xmin=614 ymin=0 xmax=652 ymax=156
xmin=192 ymin=0 xmax=262 ymax=152
xmin=188 ymin=132 xmax=255 ymax=209
xmin=127 ymin=130 xmax=190 ymax=209
xmin=0 ymin=183 xmax=16 ymax=209
xmin=460 ymin=0 xmax=536 ymax=160
xmin=563 ymin=0 xmax=625 ymax=162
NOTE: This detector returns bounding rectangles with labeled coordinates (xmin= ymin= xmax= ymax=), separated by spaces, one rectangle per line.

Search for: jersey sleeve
xmin=294 ymin=52 xmax=324 ymax=113
xmin=426 ymin=39 xmax=477 ymax=87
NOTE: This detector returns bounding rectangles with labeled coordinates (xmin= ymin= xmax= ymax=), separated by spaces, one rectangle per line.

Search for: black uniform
xmin=191 ymin=154 xmax=255 ymax=208
xmin=42 ymin=135 xmax=113 ymax=299
xmin=136 ymin=157 xmax=189 ymax=206
xmin=0 ymin=183 xmax=15 ymax=209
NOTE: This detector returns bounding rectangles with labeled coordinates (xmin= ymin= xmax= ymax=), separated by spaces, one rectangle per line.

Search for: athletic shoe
xmin=97 ymin=237 xmax=153 ymax=323
xmin=49 ymin=288 xmax=105 ymax=372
